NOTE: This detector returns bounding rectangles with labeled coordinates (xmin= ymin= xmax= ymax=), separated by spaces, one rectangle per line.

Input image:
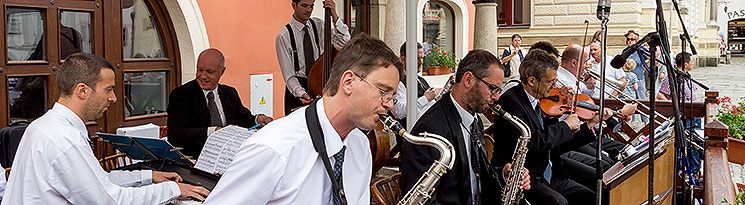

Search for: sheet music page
xmin=194 ymin=125 xmax=257 ymax=175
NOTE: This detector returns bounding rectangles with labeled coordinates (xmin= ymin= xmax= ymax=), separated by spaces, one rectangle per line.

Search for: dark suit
xmin=488 ymin=84 xmax=594 ymax=205
xmin=167 ymin=80 xmax=257 ymax=157
xmin=401 ymin=93 xmax=503 ymax=204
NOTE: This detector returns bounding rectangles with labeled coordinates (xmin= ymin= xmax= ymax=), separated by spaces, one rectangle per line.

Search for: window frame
xmin=498 ymin=0 xmax=531 ymax=28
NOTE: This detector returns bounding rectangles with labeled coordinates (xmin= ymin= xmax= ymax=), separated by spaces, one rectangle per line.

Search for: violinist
xmin=276 ymin=0 xmax=351 ymax=115
xmin=490 ymin=49 xmax=607 ymax=204
xmin=556 ymin=44 xmax=596 ymax=96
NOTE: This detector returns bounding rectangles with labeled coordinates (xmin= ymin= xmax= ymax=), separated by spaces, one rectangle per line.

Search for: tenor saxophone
xmin=489 ymin=104 xmax=532 ymax=205
xmin=378 ymin=114 xmax=455 ymax=205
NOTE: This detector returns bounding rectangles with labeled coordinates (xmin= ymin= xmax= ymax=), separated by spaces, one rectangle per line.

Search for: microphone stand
xmin=652 ymin=0 xmax=687 ymax=203
xmin=596 ymin=3 xmax=610 ymax=205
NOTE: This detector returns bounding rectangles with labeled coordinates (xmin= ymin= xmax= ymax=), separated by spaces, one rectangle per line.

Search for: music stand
xmin=98 ymin=133 xmax=194 ymax=166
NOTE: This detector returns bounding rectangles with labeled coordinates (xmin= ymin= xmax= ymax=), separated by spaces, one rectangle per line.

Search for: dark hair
xmin=519 ymin=49 xmax=559 ymax=83
xmin=529 ymin=41 xmax=560 ymax=57
xmin=624 ymin=30 xmax=639 ymax=38
xmin=323 ymin=34 xmax=402 ymax=95
xmin=454 ymin=49 xmax=503 ymax=83
xmin=511 ymin=34 xmax=522 ymax=41
xmin=57 ymin=53 xmax=115 ymax=97
xmin=675 ymin=52 xmax=692 ymax=68
xmin=399 ymin=42 xmax=423 ymax=57
xmin=291 ymin=0 xmax=300 ymax=3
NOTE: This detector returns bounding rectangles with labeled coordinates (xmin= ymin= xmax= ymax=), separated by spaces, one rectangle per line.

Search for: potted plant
xmin=715 ymin=96 xmax=745 ymax=155
xmin=423 ymin=48 xmax=458 ymax=76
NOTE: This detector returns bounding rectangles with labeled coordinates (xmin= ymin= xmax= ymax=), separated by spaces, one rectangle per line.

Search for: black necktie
xmin=302 ymin=25 xmax=315 ymax=74
xmin=534 ymin=102 xmax=544 ymax=129
xmin=534 ymin=102 xmax=553 ymax=183
xmin=332 ymin=146 xmax=347 ymax=205
xmin=207 ymin=91 xmax=222 ymax=127
xmin=469 ymin=118 xmax=483 ymax=205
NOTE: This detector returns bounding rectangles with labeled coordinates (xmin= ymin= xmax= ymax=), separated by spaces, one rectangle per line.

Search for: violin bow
xmin=572 ymin=20 xmax=590 ymax=114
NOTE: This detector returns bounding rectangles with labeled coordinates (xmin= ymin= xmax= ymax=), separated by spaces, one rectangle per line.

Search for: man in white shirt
xmin=589 ymin=41 xmax=626 ymax=98
xmin=3 ymin=53 xmax=209 ymax=204
xmin=391 ymin=42 xmax=437 ymax=121
xmin=501 ymin=34 xmax=526 ymax=81
xmin=204 ymin=34 xmax=401 ymax=204
xmin=277 ymin=0 xmax=351 ymax=115
xmin=556 ymin=44 xmax=596 ymax=96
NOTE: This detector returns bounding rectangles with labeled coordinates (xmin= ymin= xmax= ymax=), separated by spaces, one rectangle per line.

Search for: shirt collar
xmin=316 ymin=98 xmax=347 ymax=156
xmin=202 ymin=85 xmax=219 ymax=97
xmin=449 ymin=93 xmax=475 ymax=130
xmin=51 ymin=102 xmax=89 ymax=142
xmin=290 ymin=16 xmax=311 ymax=30
xmin=523 ymin=87 xmax=539 ymax=108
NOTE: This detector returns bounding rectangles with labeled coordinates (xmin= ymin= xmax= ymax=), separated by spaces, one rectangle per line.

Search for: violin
xmin=539 ymin=88 xmax=598 ymax=120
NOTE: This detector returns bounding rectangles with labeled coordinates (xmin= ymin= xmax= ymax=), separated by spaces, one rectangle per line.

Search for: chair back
xmin=371 ymin=173 xmax=402 ymax=205
xmin=0 ymin=120 xmax=30 ymax=166
xmin=99 ymin=153 xmax=133 ymax=171
xmin=4 ymin=167 xmax=9 ymax=180
xmin=484 ymin=134 xmax=495 ymax=161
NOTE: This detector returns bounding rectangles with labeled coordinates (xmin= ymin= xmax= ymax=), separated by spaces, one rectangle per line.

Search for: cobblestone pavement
xmin=689 ymin=57 xmax=745 ymax=185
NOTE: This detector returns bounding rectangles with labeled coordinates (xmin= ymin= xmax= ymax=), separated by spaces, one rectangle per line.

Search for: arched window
xmin=0 ymin=0 xmax=180 ymax=156
xmin=422 ymin=1 xmax=455 ymax=59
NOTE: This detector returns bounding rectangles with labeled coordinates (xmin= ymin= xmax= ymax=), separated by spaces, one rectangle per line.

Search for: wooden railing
xmin=703 ymin=90 xmax=737 ymax=204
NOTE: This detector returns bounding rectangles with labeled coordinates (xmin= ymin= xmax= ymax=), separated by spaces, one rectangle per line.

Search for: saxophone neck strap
xmin=305 ymin=100 xmax=348 ymax=204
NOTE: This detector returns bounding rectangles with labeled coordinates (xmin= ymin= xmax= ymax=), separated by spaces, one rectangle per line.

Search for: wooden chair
xmin=99 ymin=153 xmax=133 ymax=171
xmin=371 ymin=173 xmax=402 ymax=205
xmin=484 ymin=134 xmax=495 ymax=161
xmin=4 ymin=167 xmax=9 ymax=180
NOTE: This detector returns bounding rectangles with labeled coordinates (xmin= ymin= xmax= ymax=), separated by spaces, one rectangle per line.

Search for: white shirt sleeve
xmin=391 ymin=82 xmax=407 ymax=119
xmin=107 ymin=170 xmax=152 ymax=187
xmin=203 ymin=143 xmax=286 ymax=204
xmin=50 ymin=145 xmax=180 ymax=205
xmin=276 ymin=29 xmax=307 ymax=98
xmin=416 ymin=95 xmax=430 ymax=111
xmin=330 ymin=18 xmax=351 ymax=50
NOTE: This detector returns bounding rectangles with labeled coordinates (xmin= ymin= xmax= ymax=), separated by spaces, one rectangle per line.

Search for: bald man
xmin=167 ymin=48 xmax=273 ymax=158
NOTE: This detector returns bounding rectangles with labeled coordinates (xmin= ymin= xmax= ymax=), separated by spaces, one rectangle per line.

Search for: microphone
xmin=597 ymin=0 xmax=611 ymax=20
xmin=610 ymin=32 xmax=658 ymax=68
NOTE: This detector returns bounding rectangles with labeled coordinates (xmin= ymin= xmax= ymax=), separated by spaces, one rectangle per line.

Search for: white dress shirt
xmin=276 ymin=17 xmax=350 ymax=98
xmin=0 ymin=162 xmax=5 ymax=200
xmin=556 ymin=65 xmax=593 ymax=96
xmin=203 ymin=85 xmax=226 ymax=136
xmin=3 ymin=103 xmax=180 ymax=205
xmin=449 ymin=94 xmax=479 ymax=203
xmin=590 ymin=56 xmax=626 ymax=98
xmin=391 ymin=81 xmax=431 ymax=119
xmin=203 ymin=98 xmax=372 ymax=204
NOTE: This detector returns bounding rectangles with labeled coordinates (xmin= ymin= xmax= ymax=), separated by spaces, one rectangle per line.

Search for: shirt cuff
xmin=417 ymin=96 xmax=430 ymax=108
xmin=207 ymin=126 xmax=217 ymax=136
xmin=254 ymin=114 xmax=264 ymax=125
xmin=164 ymin=181 xmax=182 ymax=199
xmin=141 ymin=169 xmax=153 ymax=185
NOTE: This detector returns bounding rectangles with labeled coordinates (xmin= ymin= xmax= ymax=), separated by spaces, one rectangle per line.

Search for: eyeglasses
xmin=473 ymin=75 xmax=502 ymax=95
xmin=626 ymin=38 xmax=638 ymax=41
xmin=353 ymin=73 xmax=394 ymax=103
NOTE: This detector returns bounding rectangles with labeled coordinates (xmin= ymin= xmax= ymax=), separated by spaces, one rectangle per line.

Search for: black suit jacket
xmin=488 ymin=84 xmax=595 ymax=184
xmin=401 ymin=92 xmax=503 ymax=204
xmin=167 ymin=80 xmax=257 ymax=157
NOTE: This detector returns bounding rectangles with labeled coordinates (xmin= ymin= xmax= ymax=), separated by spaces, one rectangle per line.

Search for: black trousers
xmin=560 ymin=151 xmax=610 ymax=192
xmin=523 ymin=171 xmax=595 ymax=205
xmin=284 ymin=77 xmax=308 ymax=115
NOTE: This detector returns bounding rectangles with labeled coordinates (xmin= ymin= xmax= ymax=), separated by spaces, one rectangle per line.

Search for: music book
xmin=98 ymin=133 xmax=194 ymax=166
xmin=194 ymin=125 xmax=258 ymax=175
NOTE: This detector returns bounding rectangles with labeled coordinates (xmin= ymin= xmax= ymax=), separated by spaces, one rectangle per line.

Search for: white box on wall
xmin=250 ymin=74 xmax=273 ymax=117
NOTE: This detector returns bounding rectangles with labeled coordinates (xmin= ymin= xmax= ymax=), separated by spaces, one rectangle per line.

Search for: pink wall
xmin=197 ymin=0 xmax=292 ymax=117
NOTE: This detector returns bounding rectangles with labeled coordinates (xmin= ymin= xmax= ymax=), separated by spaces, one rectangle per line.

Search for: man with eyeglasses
xmin=401 ymin=49 xmax=531 ymax=204
xmin=489 ymin=49 xmax=609 ymax=205
xmin=623 ymin=30 xmax=650 ymax=99
xmin=204 ymin=34 xmax=401 ymax=204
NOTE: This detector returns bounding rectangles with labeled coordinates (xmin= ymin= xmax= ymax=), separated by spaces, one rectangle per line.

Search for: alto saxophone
xmin=378 ymin=114 xmax=455 ymax=205
xmin=489 ymin=104 xmax=532 ymax=205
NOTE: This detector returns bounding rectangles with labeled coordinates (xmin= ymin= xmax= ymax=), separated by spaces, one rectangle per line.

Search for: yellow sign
xmin=260 ymin=97 xmax=266 ymax=105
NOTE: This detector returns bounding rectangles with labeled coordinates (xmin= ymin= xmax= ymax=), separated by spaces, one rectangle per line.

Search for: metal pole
xmin=405 ymin=0 xmax=417 ymax=130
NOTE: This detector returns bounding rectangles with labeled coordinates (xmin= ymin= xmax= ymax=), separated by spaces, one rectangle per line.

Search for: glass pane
xmin=124 ymin=71 xmax=168 ymax=117
xmin=497 ymin=0 xmax=507 ymax=25
xmin=514 ymin=0 xmax=530 ymax=25
xmin=8 ymin=76 xmax=47 ymax=122
xmin=349 ymin=0 xmax=364 ymax=37
xmin=422 ymin=1 xmax=455 ymax=62
xmin=122 ymin=0 xmax=166 ymax=59
xmin=60 ymin=11 xmax=93 ymax=60
xmin=6 ymin=7 xmax=45 ymax=61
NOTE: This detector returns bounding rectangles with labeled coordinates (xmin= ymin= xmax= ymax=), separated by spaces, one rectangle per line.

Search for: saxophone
xmin=489 ymin=104 xmax=532 ymax=205
xmin=378 ymin=114 xmax=455 ymax=205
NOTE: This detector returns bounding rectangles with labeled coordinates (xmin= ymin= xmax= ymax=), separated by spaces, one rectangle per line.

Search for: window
xmin=124 ymin=71 xmax=168 ymax=117
xmin=6 ymin=7 xmax=45 ymax=61
xmin=8 ymin=76 xmax=47 ymax=123
xmin=498 ymin=0 xmax=531 ymax=27
xmin=60 ymin=11 xmax=93 ymax=60
xmin=344 ymin=0 xmax=369 ymax=37
xmin=422 ymin=1 xmax=455 ymax=62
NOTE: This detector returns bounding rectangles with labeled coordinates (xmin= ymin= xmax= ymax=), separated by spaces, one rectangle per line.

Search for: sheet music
xmin=195 ymin=125 xmax=257 ymax=175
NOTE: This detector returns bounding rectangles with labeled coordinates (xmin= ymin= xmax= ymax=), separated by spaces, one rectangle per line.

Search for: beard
xmin=83 ymin=97 xmax=109 ymax=121
xmin=465 ymin=87 xmax=489 ymax=114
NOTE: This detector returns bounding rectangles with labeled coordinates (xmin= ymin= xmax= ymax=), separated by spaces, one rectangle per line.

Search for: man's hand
xmin=423 ymin=87 xmax=437 ymax=101
xmin=583 ymin=76 xmax=596 ymax=90
xmin=620 ymin=103 xmax=637 ymax=116
xmin=323 ymin=0 xmax=339 ymax=22
xmin=510 ymin=49 xmax=519 ymax=56
xmin=563 ymin=114 xmax=581 ymax=132
xmin=177 ymin=183 xmax=210 ymax=202
xmin=300 ymin=93 xmax=313 ymax=105
xmin=257 ymin=114 xmax=273 ymax=126
xmin=152 ymin=171 xmax=182 ymax=183
xmin=503 ymin=163 xmax=531 ymax=190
